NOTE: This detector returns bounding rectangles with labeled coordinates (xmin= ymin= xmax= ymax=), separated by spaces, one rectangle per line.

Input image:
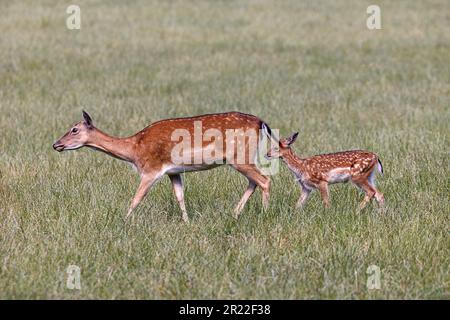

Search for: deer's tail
xmin=261 ymin=122 xmax=277 ymax=142
xmin=377 ymin=158 xmax=384 ymax=175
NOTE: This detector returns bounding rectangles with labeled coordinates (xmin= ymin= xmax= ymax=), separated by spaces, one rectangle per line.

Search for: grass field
xmin=0 ymin=0 xmax=449 ymax=299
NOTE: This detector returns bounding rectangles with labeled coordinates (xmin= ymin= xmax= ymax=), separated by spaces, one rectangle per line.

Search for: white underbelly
xmin=165 ymin=163 xmax=222 ymax=174
xmin=327 ymin=168 xmax=351 ymax=184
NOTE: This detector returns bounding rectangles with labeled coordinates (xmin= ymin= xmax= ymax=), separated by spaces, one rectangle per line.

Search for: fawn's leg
xmin=318 ymin=181 xmax=330 ymax=208
xmin=169 ymin=174 xmax=189 ymax=222
xmin=368 ymin=171 xmax=385 ymax=207
xmin=126 ymin=171 xmax=162 ymax=218
xmin=353 ymin=178 xmax=376 ymax=209
xmin=296 ymin=184 xmax=312 ymax=208
xmin=373 ymin=189 xmax=385 ymax=207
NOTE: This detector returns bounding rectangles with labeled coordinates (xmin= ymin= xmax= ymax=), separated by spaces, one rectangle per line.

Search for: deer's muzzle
xmin=53 ymin=142 xmax=65 ymax=152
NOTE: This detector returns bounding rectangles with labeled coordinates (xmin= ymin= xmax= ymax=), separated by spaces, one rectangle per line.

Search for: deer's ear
xmin=286 ymin=132 xmax=299 ymax=146
xmin=82 ymin=111 xmax=93 ymax=128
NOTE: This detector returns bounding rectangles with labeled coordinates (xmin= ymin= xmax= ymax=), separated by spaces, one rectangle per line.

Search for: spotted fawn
xmin=263 ymin=125 xmax=384 ymax=209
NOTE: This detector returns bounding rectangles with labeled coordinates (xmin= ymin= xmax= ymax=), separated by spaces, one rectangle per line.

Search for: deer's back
xmin=300 ymin=150 xmax=378 ymax=183
xmin=132 ymin=112 xmax=264 ymax=170
xmin=305 ymin=150 xmax=377 ymax=169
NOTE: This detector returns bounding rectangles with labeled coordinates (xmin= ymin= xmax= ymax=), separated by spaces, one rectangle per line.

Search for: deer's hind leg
xmin=169 ymin=174 xmax=189 ymax=222
xmin=234 ymin=181 xmax=257 ymax=218
xmin=352 ymin=172 xmax=377 ymax=209
xmin=368 ymin=169 xmax=385 ymax=207
xmin=231 ymin=164 xmax=270 ymax=218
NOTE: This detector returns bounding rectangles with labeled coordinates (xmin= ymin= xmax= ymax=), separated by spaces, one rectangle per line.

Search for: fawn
xmin=53 ymin=111 xmax=274 ymax=221
xmin=262 ymin=125 xmax=384 ymax=209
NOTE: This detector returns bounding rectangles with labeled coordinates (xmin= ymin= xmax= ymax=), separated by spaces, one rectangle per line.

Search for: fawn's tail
xmin=377 ymin=158 xmax=384 ymax=175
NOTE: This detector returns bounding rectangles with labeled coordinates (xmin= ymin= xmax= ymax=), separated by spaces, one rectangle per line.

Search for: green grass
xmin=0 ymin=0 xmax=449 ymax=299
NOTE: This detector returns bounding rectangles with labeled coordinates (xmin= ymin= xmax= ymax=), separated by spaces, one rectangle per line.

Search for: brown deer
xmin=262 ymin=125 xmax=384 ymax=209
xmin=53 ymin=111 xmax=274 ymax=221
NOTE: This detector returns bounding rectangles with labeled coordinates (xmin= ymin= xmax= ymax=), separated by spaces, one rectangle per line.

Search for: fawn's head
xmin=265 ymin=132 xmax=298 ymax=160
xmin=53 ymin=111 xmax=95 ymax=152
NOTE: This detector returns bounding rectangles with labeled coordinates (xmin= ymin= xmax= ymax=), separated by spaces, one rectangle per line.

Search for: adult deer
xmin=263 ymin=126 xmax=384 ymax=209
xmin=53 ymin=111 xmax=274 ymax=221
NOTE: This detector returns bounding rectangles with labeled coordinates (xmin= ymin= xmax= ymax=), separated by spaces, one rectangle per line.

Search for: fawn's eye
xmin=71 ymin=128 xmax=79 ymax=134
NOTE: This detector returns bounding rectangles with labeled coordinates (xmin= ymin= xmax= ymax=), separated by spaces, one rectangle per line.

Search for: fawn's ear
xmin=285 ymin=132 xmax=299 ymax=146
xmin=82 ymin=111 xmax=93 ymax=128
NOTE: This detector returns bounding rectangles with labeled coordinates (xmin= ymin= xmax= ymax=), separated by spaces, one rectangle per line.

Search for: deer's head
xmin=53 ymin=111 xmax=95 ymax=152
xmin=265 ymin=132 xmax=298 ymax=160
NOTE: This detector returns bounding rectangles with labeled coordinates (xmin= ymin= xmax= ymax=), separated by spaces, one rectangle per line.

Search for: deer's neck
xmin=282 ymin=150 xmax=306 ymax=177
xmin=87 ymin=129 xmax=136 ymax=163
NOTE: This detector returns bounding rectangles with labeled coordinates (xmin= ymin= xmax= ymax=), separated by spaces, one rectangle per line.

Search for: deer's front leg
xmin=126 ymin=172 xmax=162 ymax=219
xmin=296 ymin=184 xmax=312 ymax=208
xmin=318 ymin=181 xmax=330 ymax=208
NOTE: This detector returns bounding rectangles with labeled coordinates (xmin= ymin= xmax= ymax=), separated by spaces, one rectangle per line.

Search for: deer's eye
xmin=71 ymin=128 xmax=79 ymax=134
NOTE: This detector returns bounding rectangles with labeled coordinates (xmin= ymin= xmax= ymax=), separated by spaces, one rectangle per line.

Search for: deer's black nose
xmin=53 ymin=142 xmax=64 ymax=152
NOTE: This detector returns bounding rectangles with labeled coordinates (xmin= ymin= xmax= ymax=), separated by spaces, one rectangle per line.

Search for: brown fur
xmin=265 ymin=133 xmax=384 ymax=209
xmin=53 ymin=111 xmax=271 ymax=221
